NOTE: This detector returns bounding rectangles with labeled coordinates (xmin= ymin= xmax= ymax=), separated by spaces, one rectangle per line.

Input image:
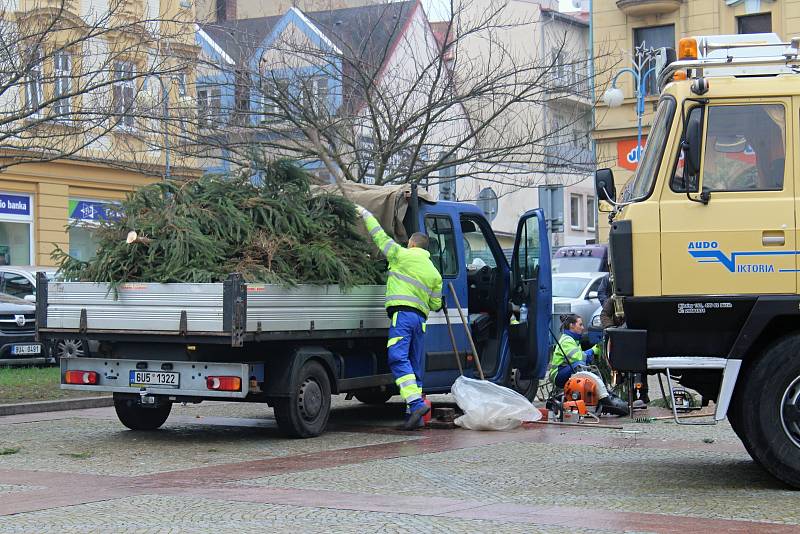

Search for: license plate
xmin=129 ymin=370 xmax=180 ymax=388
xmin=11 ymin=344 xmax=41 ymax=355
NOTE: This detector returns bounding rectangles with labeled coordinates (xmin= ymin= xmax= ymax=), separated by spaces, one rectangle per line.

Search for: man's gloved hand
xmin=354 ymin=204 xmax=371 ymax=219
xmin=583 ymin=349 xmax=595 ymax=364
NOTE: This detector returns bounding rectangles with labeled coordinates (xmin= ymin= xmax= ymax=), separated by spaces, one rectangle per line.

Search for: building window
xmin=633 ymin=24 xmax=674 ymax=96
xmin=570 ymin=193 xmax=581 ymax=230
xmin=438 ymin=163 xmax=457 ymax=201
xmin=299 ymin=76 xmax=329 ymax=114
xmin=196 ymin=86 xmax=221 ymax=129
xmin=234 ymin=70 xmax=250 ymax=122
xmin=68 ymin=199 xmax=116 ymax=261
xmin=586 ymin=196 xmax=595 ymax=230
xmin=112 ymin=61 xmax=136 ymax=129
xmin=0 ymin=193 xmax=33 ymax=266
xmin=53 ymin=52 xmax=71 ymax=118
xmin=262 ymin=78 xmax=289 ymax=120
xmin=738 ymin=13 xmax=771 ymax=34
xmin=25 ymin=49 xmax=42 ymax=115
xmin=477 ymin=187 xmax=498 ymax=222
xmin=175 ymin=72 xmax=187 ymax=97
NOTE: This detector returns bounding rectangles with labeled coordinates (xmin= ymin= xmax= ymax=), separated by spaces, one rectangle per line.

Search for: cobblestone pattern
xmin=0 ymin=417 xmax=413 ymax=476
xmin=0 ymin=484 xmax=43 ymax=494
xmin=237 ymin=431 xmax=796 ymax=525
xmin=0 ymin=495 xmax=610 ymax=534
xmin=0 ymin=399 xmax=797 ymax=532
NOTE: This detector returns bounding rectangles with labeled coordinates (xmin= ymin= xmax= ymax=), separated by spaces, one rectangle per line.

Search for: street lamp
xmin=601 ymin=44 xmax=658 ymax=165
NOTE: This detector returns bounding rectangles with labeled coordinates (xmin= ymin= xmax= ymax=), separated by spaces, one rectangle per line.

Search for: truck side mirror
xmin=595 ymin=168 xmax=616 ymax=203
xmin=684 ymin=110 xmax=703 ymax=178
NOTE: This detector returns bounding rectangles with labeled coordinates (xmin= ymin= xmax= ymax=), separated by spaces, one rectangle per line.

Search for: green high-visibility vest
xmin=363 ymin=213 xmax=443 ymax=318
xmin=549 ymin=333 xmax=599 ymax=382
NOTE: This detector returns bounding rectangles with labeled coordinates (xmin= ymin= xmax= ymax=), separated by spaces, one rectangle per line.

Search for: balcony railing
xmin=544 ymin=73 xmax=591 ymax=102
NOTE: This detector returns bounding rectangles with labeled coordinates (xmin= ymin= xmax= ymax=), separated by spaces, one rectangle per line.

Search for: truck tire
xmin=727 ymin=387 xmax=764 ymax=469
xmin=511 ymin=368 xmax=540 ymax=402
xmin=738 ymin=335 xmax=800 ymax=488
xmin=113 ymin=394 xmax=172 ymax=431
xmin=274 ymin=359 xmax=331 ymax=438
xmin=354 ymin=389 xmax=393 ymax=405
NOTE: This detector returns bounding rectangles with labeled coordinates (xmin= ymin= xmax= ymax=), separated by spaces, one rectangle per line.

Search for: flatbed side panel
xmin=46 ymin=282 xmax=389 ymax=334
xmin=246 ymin=284 xmax=388 ymax=332
xmin=47 ymin=282 xmax=226 ymax=332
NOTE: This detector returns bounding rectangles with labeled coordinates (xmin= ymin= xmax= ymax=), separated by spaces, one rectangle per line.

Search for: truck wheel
xmin=354 ymin=389 xmax=393 ymax=405
xmin=274 ymin=360 xmax=331 ymax=438
xmin=52 ymin=338 xmax=88 ymax=364
xmin=113 ymin=394 xmax=172 ymax=431
xmin=739 ymin=335 xmax=800 ymax=488
xmin=511 ymin=368 xmax=540 ymax=402
xmin=727 ymin=387 xmax=763 ymax=468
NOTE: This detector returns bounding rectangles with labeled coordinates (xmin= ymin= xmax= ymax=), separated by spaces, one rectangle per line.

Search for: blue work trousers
xmin=388 ymin=310 xmax=426 ymax=409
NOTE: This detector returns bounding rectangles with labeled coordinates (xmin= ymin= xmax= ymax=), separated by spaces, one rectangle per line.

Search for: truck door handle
xmin=762 ymin=231 xmax=785 ymax=246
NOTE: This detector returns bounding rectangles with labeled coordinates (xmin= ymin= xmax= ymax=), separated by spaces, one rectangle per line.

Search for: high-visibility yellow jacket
xmin=548 ymin=331 xmax=600 ymax=382
xmin=362 ymin=210 xmax=443 ymax=318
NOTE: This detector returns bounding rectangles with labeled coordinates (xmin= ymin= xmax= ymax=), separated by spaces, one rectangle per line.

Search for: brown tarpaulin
xmin=316 ymin=182 xmax=435 ymax=243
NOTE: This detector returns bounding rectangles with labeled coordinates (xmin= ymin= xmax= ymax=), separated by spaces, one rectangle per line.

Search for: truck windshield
xmin=622 ymin=97 xmax=675 ymax=202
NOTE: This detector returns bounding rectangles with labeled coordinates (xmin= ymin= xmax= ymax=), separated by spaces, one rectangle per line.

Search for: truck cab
xmin=596 ymin=33 xmax=800 ymax=488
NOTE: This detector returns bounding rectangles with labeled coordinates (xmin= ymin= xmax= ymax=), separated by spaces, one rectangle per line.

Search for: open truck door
xmin=509 ymin=209 xmax=552 ymax=396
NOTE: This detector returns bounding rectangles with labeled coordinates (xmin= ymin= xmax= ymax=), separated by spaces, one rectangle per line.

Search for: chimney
xmin=216 ymin=0 xmax=236 ymax=21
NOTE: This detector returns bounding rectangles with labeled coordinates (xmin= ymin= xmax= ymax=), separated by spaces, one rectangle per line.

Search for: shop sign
xmin=69 ymin=199 xmax=119 ymax=222
xmin=617 ymin=138 xmax=646 ymax=171
xmin=0 ymin=194 xmax=31 ymax=217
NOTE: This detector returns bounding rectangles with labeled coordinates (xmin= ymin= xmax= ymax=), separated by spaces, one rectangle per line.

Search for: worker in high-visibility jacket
xmin=356 ymin=205 xmax=443 ymax=430
xmin=549 ymin=313 xmax=628 ymax=416
xmin=549 ymin=314 xmax=600 ymax=388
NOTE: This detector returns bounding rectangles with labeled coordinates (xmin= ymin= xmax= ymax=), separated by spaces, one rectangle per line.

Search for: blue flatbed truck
xmin=37 ymin=199 xmax=552 ymax=437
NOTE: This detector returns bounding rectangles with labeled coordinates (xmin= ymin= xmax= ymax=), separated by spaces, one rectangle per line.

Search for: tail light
xmin=206 ymin=376 xmax=241 ymax=391
xmin=65 ymin=370 xmax=98 ymax=385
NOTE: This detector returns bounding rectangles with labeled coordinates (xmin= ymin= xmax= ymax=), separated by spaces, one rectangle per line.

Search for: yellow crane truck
xmin=596 ymin=33 xmax=800 ymax=488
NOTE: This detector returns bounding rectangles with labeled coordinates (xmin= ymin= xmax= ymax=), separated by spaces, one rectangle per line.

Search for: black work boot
xmin=400 ymin=404 xmax=430 ymax=430
xmin=598 ymin=393 xmax=629 ymax=416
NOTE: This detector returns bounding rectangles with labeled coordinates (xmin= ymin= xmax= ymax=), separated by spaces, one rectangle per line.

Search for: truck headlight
xmin=591 ymin=315 xmax=602 ymax=328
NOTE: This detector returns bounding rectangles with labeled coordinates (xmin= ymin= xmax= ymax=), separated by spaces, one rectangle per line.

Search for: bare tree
xmin=0 ymin=0 xmax=198 ymax=176
xmin=180 ymin=0 xmax=606 ymax=199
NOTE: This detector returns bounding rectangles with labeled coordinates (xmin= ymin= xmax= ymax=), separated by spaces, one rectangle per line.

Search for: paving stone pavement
xmin=0 ymin=395 xmax=797 ymax=533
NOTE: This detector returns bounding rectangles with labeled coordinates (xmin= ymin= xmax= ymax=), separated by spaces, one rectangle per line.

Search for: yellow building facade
xmin=0 ymin=0 xmax=200 ymax=267
xmin=592 ymin=0 xmax=800 ymax=238
xmin=0 ymin=161 xmax=162 ymax=266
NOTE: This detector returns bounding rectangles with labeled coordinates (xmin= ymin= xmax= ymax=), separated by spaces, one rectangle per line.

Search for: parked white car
xmin=0 ymin=266 xmax=88 ymax=362
xmin=551 ymin=272 xmax=605 ymax=329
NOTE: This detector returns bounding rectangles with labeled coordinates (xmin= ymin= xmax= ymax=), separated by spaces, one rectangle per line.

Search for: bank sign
xmin=69 ymin=199 xmax=119 ymax=222
xmin=0 ymin=194 xmax=31 ymax=217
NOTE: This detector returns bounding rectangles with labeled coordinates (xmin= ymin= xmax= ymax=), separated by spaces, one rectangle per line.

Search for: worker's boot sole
xmin=399 ymin=404 xmax=430 ymax=431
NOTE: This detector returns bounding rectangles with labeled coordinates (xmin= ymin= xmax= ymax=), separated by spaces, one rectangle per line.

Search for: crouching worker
xmin=550 ymin=314 xmax=628 ymax=416
xmin=355 ymin=204 xmax=443 ymax=430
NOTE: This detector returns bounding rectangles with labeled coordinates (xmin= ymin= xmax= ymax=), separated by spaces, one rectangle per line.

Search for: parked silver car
xmin=551 ymin=272 xmax=605 ymax=330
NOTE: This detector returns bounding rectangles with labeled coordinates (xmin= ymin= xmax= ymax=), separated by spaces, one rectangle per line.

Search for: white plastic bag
xmin=451 ymin=375 xmax=541 ymax=431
